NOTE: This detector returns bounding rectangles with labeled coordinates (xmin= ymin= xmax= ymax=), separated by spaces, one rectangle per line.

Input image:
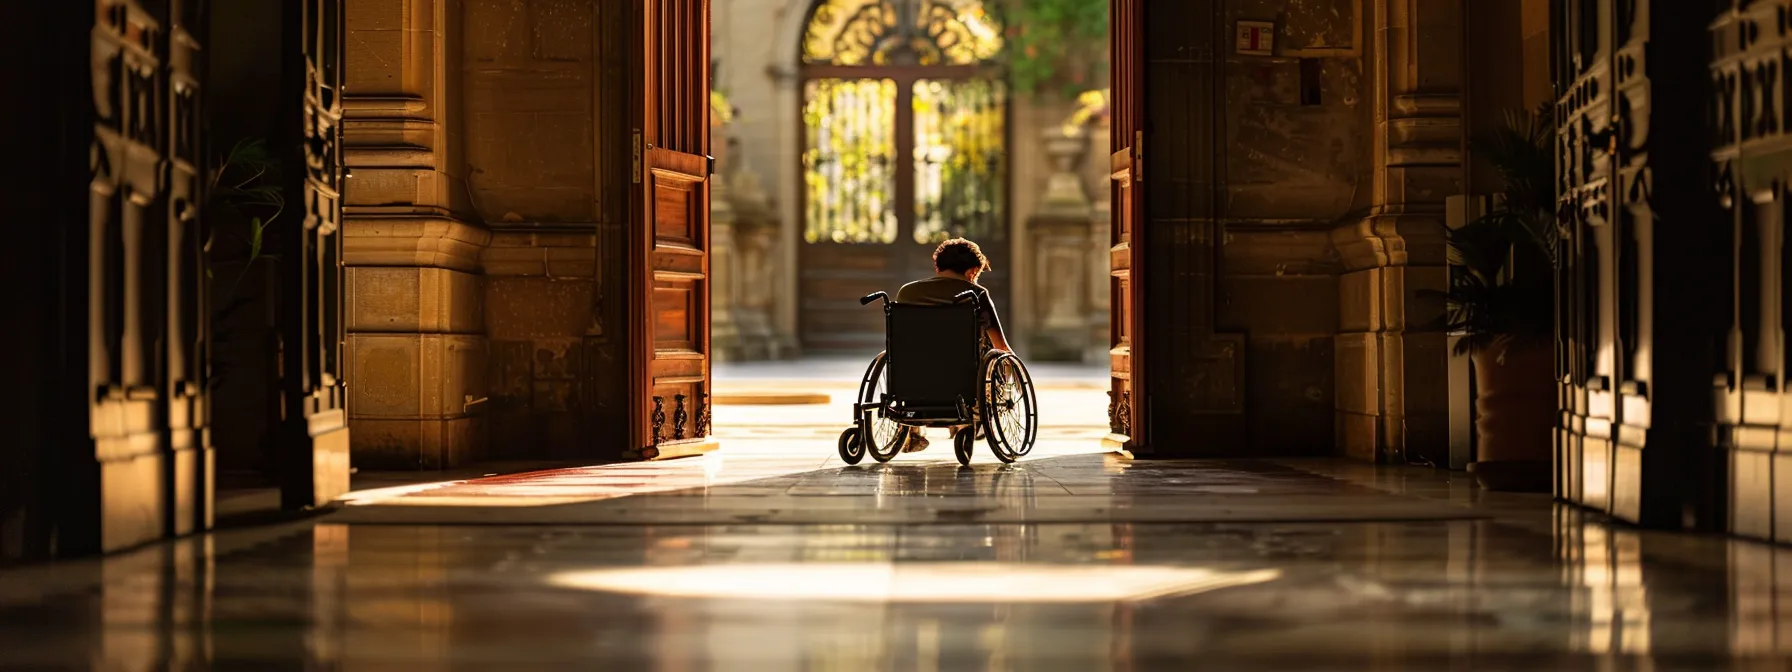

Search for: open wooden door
xmin=1105 ymin=0 xmax=1147 ymax=454
xmin=626 ymin=0 xmax=718 ymax=460
xmin=278 ymin=0 xmax=350 ymax=507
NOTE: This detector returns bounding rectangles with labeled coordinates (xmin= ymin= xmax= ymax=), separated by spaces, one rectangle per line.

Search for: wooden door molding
xmin=278 ymin=0 xmax=350 ymax=508
xmin=1556 ymin=0 xmax=1726 ymax=530
xmin=1105 ymin=0 xmax=1145 ymax=453
xmin=625 ymin=0 xmax=718 ymax=460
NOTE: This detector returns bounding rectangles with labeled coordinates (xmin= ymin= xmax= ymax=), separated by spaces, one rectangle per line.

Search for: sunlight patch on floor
xmin=547 ymin=562 xmax=1284 ymax=603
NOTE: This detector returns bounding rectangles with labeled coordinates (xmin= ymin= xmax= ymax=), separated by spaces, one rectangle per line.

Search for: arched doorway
xmin=797 ymin=0 xmax=1009 ymax=352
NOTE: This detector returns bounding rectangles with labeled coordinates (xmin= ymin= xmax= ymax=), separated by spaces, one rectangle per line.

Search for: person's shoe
xmin=901 ymin=429 xmax=930 ymax=453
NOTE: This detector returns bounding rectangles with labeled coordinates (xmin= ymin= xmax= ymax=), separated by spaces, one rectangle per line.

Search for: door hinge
xmin=1134 ymin=130 xmax=1144 ymax=182
xmin=632 ymin=129 xmax=643 ymax=184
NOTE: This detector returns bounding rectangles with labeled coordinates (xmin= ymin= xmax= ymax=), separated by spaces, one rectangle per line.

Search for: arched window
xmin=797 ymin=0 xmax=1009 ymax=350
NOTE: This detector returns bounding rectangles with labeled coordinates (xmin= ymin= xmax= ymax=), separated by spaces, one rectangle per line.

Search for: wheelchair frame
xmin=836 ymin=289 xmax=1039 ymax=467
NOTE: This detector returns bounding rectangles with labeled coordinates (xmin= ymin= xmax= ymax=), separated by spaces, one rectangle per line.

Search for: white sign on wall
xmin=1237 ymin=21 xmax=1275 ymax=56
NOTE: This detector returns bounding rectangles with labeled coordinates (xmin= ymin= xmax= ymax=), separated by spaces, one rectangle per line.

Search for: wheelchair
xmin=836 ymin=289 xmax=1039 ymax=467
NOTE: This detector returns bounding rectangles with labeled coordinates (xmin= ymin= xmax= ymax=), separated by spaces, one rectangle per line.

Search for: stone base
xmin=99 ymin=448 xmax=168 ymax=553
xmin=350 ymin=416 xmax=484 ymax=470
xmin=1468 ymin=460 xmax=1551 ymax=492
xmin=306 ymin=422 xmax=354 ymax=508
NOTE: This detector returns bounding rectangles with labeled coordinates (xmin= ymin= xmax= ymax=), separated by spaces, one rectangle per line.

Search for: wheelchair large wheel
xmin=981 ymin=352 xmax=1039 ymax=463
xmin=837 ymin=427 xmax=865 ymax=465
xmin=857 ymin=352 xmax=904 ymax=463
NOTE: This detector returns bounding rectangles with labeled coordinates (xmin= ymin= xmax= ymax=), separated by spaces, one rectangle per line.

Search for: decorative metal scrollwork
xmin=651 ymin=396 xmax=666 ymax=445
xmin=673 ymin=393 xmax=688 ymax=440
xmin=801 ymin=0 xmax=1003 ymax=67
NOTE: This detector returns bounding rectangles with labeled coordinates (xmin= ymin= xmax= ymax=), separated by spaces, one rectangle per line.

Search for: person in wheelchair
xmin=890 ymin=237 xmax=1013 ymax=453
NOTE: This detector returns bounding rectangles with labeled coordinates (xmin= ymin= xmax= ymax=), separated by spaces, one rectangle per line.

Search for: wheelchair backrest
xmin=886 ymin=302 xmax=982 ymax=404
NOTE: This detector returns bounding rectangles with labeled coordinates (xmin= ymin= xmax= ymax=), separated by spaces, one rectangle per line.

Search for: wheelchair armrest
xmin=859 ymin=291 xmax=889 ymax=306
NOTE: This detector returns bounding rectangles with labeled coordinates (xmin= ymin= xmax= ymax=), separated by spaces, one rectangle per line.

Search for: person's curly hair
xmin=932 ymin=238 xmax=991 ymax=274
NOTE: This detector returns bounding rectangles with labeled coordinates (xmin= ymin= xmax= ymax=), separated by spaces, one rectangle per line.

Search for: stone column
xmin=770 ymin=66 xmax=805 ymax=356
xmin=711 ymin=137 xmax=743 ymax=361
xmin=1331 ymin=0 xmax=1462 ymax=462
xmin=1087 ymin=123 xmax=1113 ymax=365
xmin=1027 ymin=126 xmax=1098 ymax=361
xmin=342 ymin=0 xmax=490 ymax=469
xmin=728 ymin=160 xmax=791 ymax=360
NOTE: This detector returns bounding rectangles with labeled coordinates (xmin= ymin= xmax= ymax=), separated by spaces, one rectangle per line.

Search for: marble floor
xmin=2 ymin=369 xmax=1790 ymax=669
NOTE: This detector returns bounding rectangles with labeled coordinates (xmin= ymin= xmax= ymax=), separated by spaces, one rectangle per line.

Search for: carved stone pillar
xmin=342 ymin=0 xmax=489 ymax=469
xmin=1028 ymin=127 xmax=1098 ymax=361
xmin=1331 ymin=0 xmax=1462 ymax=462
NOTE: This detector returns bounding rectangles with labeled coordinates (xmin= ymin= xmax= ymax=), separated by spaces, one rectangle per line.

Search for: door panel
xmin=1106 ymin=0 xmax=1247 ymax=456
xmin=630 ymin=0 xmax=716 ymax=460
xmin=5 ymin=0 xmax=215 ymax=557
xmin=1713 ymin=0 xmax=1792 ymax=541
xmin=1556 ymin=0 xmax=1726 ymax=529
xmin=1107 ymin=0 xmax=1145 ymax=451
xmin=279 ymin=0 xmax=349 ymax=508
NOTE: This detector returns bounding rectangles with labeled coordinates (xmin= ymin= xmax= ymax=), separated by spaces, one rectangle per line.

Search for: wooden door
xmin=1713 ymin=0 xmax=1792 ymax=541
xmin=628 ymin=0 xmax=718 ymax=460
xmin=1105 ymin=0 xmax=1245 ymax=457
xmin=1105 ymin=0 xmax=1145 ymax=452
xmin=1555 ymin=0 xmax=1726 ymax=529
xmin=1 ymin=0 xmax=214 ymax=558
xmin=278 ymin=0 xmax=349 ymax=508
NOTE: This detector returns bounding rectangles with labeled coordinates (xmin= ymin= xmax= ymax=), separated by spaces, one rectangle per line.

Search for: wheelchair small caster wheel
xmin=953 ymin=429 xmax=974 ymax=467
xmin=838 ymin=427 xmax=866 ymax=465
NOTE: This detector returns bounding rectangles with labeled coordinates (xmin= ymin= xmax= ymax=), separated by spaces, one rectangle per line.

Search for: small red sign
xmin=1237 ymin=21 xmax=1275 ymax=56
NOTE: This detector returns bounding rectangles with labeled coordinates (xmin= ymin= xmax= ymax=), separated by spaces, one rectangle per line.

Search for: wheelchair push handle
xmin=952 ymin=290 xmax=980 ymax=304
xmin=859 ymin=291 xmax=890 ymax=306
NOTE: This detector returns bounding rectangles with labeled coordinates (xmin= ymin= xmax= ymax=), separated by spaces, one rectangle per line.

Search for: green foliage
xmin=997 ymin=0 xmax=1108 ymax=98
xmin=207 ymin=138 xmax=285 ymax=319
xmin=711 ymin=90 xmax=735 ymax=125
xmin=1423 ymin=104 xmax=1559 ymax=357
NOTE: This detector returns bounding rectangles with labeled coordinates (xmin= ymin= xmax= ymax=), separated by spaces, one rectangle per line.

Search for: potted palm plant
xmin=1433 ymin=105 xmax=1558 ymax=492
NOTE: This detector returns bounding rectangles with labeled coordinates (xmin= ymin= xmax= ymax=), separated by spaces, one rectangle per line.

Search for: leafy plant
xmin=207 ymin=138 xmax=285 ymax=316
xmin=996 ymin=0 xmax=1108 ymax=98
xmin=711 ymin=90 xmax=736 ymax=125
xmin=1427 ymin=104 xmax=1559 ymax=356
xmin=1060 ymin=88 xmax=1109 ymax=135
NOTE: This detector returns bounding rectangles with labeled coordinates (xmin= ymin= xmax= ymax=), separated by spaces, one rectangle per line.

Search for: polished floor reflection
xmin=2 ymin=381 xmax=1790 ymax=669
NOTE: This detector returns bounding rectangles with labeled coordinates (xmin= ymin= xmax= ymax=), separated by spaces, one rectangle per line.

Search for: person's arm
xmin=979 ymin=290 xmax=1012 ymax=353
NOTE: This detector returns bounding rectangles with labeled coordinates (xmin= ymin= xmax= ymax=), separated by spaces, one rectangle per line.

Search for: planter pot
xmin=1467 ymin=339 xmax=1554 ymax=492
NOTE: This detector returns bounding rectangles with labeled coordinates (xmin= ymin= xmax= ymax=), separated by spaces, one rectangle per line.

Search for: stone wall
xmin=1222 ymin=0 xmax=1365 ymax=454
xmin=344 ymin=0 xmax=616 ymax=468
